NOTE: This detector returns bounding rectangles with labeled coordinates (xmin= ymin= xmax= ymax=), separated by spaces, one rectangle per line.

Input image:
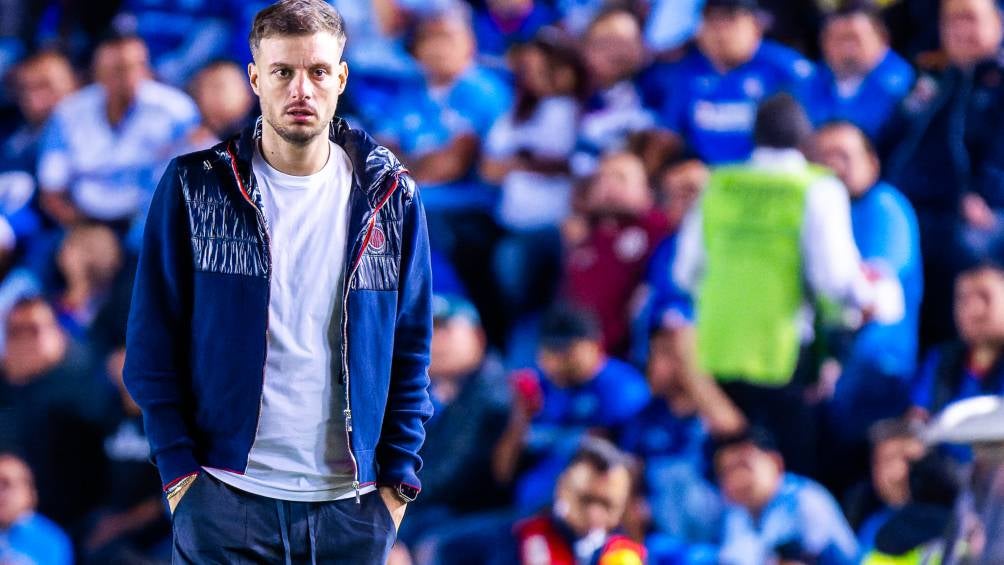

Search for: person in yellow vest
xmin=673 ymin=93 xmax=905 ymax=475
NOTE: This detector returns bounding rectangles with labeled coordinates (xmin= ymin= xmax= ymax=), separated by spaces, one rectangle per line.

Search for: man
xmin=883 ymin=0 xmax=1004 ymax=348
xmin=123 ymin=1 xmax=434 ymax=563
xmin=0 ymin=50 xmax=77 ymax=246
xmin=37 ymin=34 xmax=198 ymax=229
xmin=674 ymin=94 xmax=903 ymax=475
xmin=0 ymin=297 xmax=104 ymax=528
xmin=814 ymin=122 xmax=922 ymax=441
xmin=0 ymin=453 xmax=73 ymax=565
xmin=492 ymin=305 xmax=650 ymax=512
xmin=185 ymin=59 xmax=256 ymax=147
xmin=802 ymin=5 xmax=915 ymax=139
xmin=654 ymin=0 xmax=814 ymax=164
xmin=911 ymin=262 xmax=1004 ymax=417
xmin=714 ymin=428 xmax=859 ymax=565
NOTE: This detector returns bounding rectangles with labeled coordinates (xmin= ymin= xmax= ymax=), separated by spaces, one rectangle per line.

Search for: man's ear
xmin=248 ymin=63 xmax=260 ymax=96
xmin=338 ymin=60 xmax=349 ymax=96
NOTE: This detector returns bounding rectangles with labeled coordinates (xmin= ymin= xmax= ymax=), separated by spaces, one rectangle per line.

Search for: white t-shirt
xmin=207 ymin=140 xmax=374 ymax=502
xmin=485 ymin=96 xmax=578 ymax=230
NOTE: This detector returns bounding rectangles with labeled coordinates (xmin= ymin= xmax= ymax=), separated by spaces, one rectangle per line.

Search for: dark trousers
xmin=171 ymin=473 xmax=395 ymax=564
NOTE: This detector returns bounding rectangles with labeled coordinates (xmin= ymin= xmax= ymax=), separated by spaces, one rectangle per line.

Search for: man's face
xmin=589 ymin=153 xmax=651 ymax=215
xmin=872 ymin=436 xmax=925 ymax=507
xmin=193 ymin=64 xmax=253 ymax=137
xmin=537 ymin=340 xmax=600 ymax=388
xmin=941 ymin=0 xmax=1004 ymax=68
xmin=413 ymin=18 xmax=475 ymax=85
xmin=583 ymin=12 xmax=645 ymax=88
xmin=955 ymin=269 xmax=1004 ymax=345
xmin=813 ymin=125 xmax=879 ymax=198
xmin=249 ymin=33 xmax=348 ymax=147
xmin=715 ymin=442 xmax=783 ymax=512
xmin=3 ymin=302 xmax=66 ymax=385
xmin=0 ymin=457 xmax=35 ymax=530
xmin=430 ymin=318 xmax=485 ymax=382
xmin=697 ymin=7 xmax=762 ymax=70
xmin=822 ymin=13 xmax=887 ymax=78
xmin=94 ymin=39 xmax=151 ymax=104
xmin=556 ymin=462 xmax=631 ymax=538
xmin=16 ymin=55 xmax=76 ymax=126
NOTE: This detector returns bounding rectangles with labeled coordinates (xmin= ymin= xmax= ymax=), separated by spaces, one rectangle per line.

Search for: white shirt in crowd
xmin=207 ymin=140 xmax=375 ymax=502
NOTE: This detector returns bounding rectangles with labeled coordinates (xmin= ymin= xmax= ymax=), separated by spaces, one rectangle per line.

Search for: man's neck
xmin=259 ymin=125 xmax=330 ymax=176
xmin=105 ymin=96 xmax=133 ymax=127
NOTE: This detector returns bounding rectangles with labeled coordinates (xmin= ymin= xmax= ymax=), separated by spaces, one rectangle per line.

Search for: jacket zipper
xmin=226 ymin=144 xmax=271 ymax=473
xmin=342 ymin=169 xmax=403 ymax=503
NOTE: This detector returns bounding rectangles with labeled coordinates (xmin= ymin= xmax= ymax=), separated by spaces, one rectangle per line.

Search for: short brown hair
xmin=249 ymin=0 xmax=347 ymax=60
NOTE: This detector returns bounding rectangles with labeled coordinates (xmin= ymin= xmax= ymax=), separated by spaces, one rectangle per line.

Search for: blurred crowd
xmin=1 ymin=0 xmax=1004 ymax=563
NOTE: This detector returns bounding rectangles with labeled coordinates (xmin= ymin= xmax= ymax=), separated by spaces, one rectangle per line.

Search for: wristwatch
xmin=394 ymin=483 xmax=419 ymax=503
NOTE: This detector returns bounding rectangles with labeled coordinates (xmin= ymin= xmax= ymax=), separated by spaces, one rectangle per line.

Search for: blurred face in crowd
xmin=249 ymin=32 xmax=348 ymax=147
xmin=514 ymin=44 xmax=553 ymax=97
xmin=93 ymin=37 xmax=151 ymax=107
xmin=821 ymin=12 xmax=889 ymax=79
xmin=538 ymin=340 xmax=603 ymax=388
xmin=660 ymin=160 xmax=709 ymax=226
xmin=872 ymin=435 xmax=926 ymax=507
xmin=15 ymin=53 xmax=76 ymax=127
xmin=2 ymin=300 xmax=67 ymax=386
xmin=192 ymin=62 xmax=254 ymax=137
xmin=955 ymin=267 xmax=1004 ymax=346
xmin=488 ymin=0 xmax=533 ymax=17
xmin=0 ymin=455 xmax=36 ymax=530
xmin=57 ymin=224 xmax=123 ymax=291
xmin=941 ymin=0 xmax=1004 ymax=69
xmin=555 ymin=461 xmax=632 ymax=538
xmin=715 ymin=441 xmax=784 ymax=514
xmin=430 ymin=316 xmax=486 ymax=382
xmin=413 ymin=15 xmax=476 ymax=86
xmin=583 ymin=11 xmax=645 ymax=89
xmin=813 ymin=123 xmax=880 ymax=199
xmin=588 ymin=152 xmax=653 ymax=216
xmin=648 ymin=329 xmax=697 ymax=416
xmin=698 ymin=7 xmax=763 ymax=71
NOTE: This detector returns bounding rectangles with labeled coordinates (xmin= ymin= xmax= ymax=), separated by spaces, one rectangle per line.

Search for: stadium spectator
xmin=50 ymin=224 xmax=124 ymax=339
xmin=80 ymin=347 xmax=170 ymax=564
xmin=813 ymin=122 xmax=922 ymax=441
xmin=911 ymin=262 xmax=1004 ymax=416
xmin=37 ymin=34 xmax=198 ymax=229
xmin=472 ymin=0 xmax=558 ymax=66
xmin=653 ymin=0 xmax=814 ymax=164
xmin=185 ymin=59 xmax=255 ymax=147
xmin=492 ymin=304 xmax=650 ymax=512
xmin=0 ymin=297 xmax=105 ymax=528
xmin=114 ymin=0 xmax=232 ymax=87
xmin=713 ymin=428 xmax=859 ymax=565
xmin=375 ymin=4 xmax=511 ymax=339
xmin=802 ymin=4 xmax=915 ymax=139
xmin=571 ymin=8 xmax=655 ymax=176
xmin=0 ymin=453 xmax=73 ymax=565
xmin=883 ymin=0 xmax=1004 ymax=349
xmin=674 ymin=94 xmax=904 ymax=475
xmin=400 ymin=294 xmax=511 ymax=548
xmin=618 ymin=318 xmax=744 ymax=559
xmin=1 ymin=50 xmax=77 ymax=248
xmin=482 ymin=30 xmax=584 ymax=355
xmin=842 ymin=418 xmax=927 ymax=555
xmin=563 ymin=152 xmax=669 ymax=354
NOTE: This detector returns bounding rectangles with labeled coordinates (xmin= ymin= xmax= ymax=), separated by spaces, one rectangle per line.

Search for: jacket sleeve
xmin=377 ymin=174 xmax=435 ymax=492
xmin=122 ymin=159 xmax=199 ymax=491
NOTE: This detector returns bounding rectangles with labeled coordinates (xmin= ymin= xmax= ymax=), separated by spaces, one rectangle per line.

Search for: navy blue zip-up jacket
xmin=123 ymin=117 xmax=434 ymax=496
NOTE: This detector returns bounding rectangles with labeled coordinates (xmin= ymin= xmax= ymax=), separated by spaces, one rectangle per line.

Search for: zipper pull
xmin=353 ymin=481 xmax=361 ymax=504
xmin=343 ymin=409 xmax=353 ymax=432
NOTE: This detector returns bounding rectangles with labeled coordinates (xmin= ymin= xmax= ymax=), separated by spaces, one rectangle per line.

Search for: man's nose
xmin=290 ymin=72 xmax=313 ymax=99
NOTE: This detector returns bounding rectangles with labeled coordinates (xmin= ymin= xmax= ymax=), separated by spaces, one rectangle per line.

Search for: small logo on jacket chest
xmin=368 ymin=225 xmax=387 ymax=253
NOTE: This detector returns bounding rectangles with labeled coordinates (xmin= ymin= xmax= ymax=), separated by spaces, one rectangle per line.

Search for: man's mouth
xmin=286 ymin=108 xmax=315 ymax=121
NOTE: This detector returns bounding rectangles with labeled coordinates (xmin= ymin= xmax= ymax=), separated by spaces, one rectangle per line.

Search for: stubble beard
xmin=266 ymin=113 xmax=329 ymax=147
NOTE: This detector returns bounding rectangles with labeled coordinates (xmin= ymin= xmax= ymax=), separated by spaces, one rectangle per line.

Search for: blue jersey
xmin=375 ymin=66 xmax=512 ymax=212
xmin=0 ymin=127 xmax=45 ymax=244
xmin=657 ymin=41 xmax=814 ymax=164
xmin=473 ymin=4 xmax=558 ymax=60
xmin=801 ymin=50 xmax=915 ymax=139
xmin=0 ymin=512 xmax=73 ymax=565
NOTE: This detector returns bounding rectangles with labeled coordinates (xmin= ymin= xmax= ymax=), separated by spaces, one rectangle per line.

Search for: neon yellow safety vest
xmin=697 ymin=163 xmax=828 ymax=386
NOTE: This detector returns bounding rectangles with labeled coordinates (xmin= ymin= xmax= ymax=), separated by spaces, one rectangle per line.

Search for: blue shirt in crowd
xmin=374 ymin=66 xmax=512 ymax=213
xmin=719 ymin=473 xmax=859 ymax=565
xmin=473 ymin=4 xmax=558 ymax=63
xmin=801 ymin=50 xmax=915 ymax=139
xmin=0 ymin=512 xmax=73 ymax=565
xmin=0 ymin=127 xmax=46 ymax=245
xmin=656 ymin=41 xmax=814 ymax=164
xmin=910 ymin=347 xmax=1004 ymax=411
